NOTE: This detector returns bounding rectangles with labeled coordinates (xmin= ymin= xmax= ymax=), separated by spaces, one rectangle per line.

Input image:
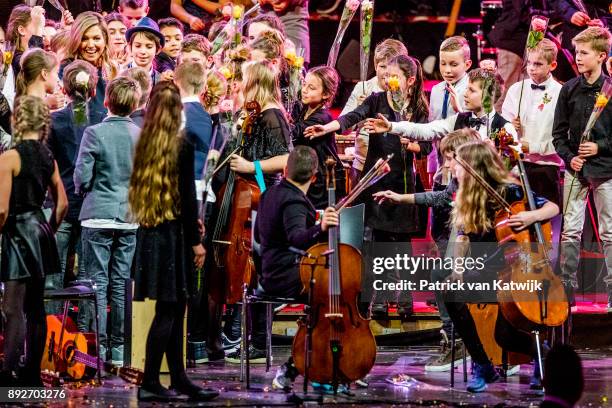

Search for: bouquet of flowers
xmin=327 ymin=0 xmax=361 ymax=68
xmin=359 ymin=0 xmax=374 ymax=86
xmin=581 ymin=77 xmax=612 ymax=142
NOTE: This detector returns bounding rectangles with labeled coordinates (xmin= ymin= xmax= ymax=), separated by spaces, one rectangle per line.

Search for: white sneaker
xmin=506 ymin=364 xmax=520 ymax=376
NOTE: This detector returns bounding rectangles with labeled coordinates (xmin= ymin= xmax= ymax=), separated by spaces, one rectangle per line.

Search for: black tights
xmin=2 ymin=279 xmax=46 ymax=384
xmin=143 ymin=300 xmax=190 ymax=388
xmin=445 ymin=301 xmax=536 ymax=366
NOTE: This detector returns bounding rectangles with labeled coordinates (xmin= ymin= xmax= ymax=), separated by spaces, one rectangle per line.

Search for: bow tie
xmin=531 ymin=83 xmax=546 ymax=91
xmin=468 ymin=117 xmax=487 ymax=129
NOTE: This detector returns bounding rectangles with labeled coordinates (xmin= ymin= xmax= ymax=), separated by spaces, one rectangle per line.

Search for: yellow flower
xmin=232 ymin=5 xmax=243 ymax=19
xmin=387 ymin=75 xmax=400 ymax=92
xmin=219 ymin=66 xmax=232 ymax=80
xmin=295 ymin=56 xmax=304 ymax=69
xmin=595 ymin=94 xmax=609 ymax=109
xmin=3 ymin=51 xmax=13 ymax=66
xmin=285 ymin=50 xmax=296 ymax=65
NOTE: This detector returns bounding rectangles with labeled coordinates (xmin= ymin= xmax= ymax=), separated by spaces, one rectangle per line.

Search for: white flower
xmin=347 ymin=0 xmax=360 ymax=12
xmin=361 ymin=0 xmax=373 ymax=10
xmin=75 ymin=71 xmax=90 ymax=87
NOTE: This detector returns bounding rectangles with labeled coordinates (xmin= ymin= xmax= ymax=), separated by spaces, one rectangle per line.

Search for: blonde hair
xmin=15 ymin=48 xmax=58 ymax=97
xmin=452 ymin=141 xmax=518 ymax=234
xmin=66 ymin=12 xmax=117 ymax=80
xmin=439 ymin=128 xmax=480 ymax=155
xmin=175 ymin=61 xmax=206 ymax=95
xmin=11 ymin=96 xmax=50 ymax=144
xmin=202 ymin=69 xmax=227 ymax=111
xmin=250 ymin=29 xmax=285 ymax=60
xmin=242 ymin=60 xmax=285 ymax=116
xmin=440 ymin=35 xmax=471 ymax=61
xmin=105 ymin=76 xmax=140 ymax=116
xmin=374 ymin=39 xmax=408 ymax=65
xmin=129 ymin=82 xmax=183 ymax=226
xmin=572 ymin=26 xmax=612 ymax=55
xmin=527 ymin=38 xmax=558 ymax=64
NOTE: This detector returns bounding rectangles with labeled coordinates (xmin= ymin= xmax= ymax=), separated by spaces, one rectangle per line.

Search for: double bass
xmin=210 ymin=101 xmax=262 ymax=304
xmin=292 ymin=158 xmax=376 ymax=391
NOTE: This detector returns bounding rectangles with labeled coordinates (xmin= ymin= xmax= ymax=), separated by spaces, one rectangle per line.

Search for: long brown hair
xmin=65 ymin=12 xmax=117 ymax=80
xmin=15 ymin=48 xmax=58 ymax=97
xmin=7 ymin=5 xmax=31 ymax=52
xmin=389 ymin=54 xmax=429 ymax=120
xmin=452 ymin=141 xmax=519 ymax=234
xmin=129 ymin=82 xmax=183 ymax=227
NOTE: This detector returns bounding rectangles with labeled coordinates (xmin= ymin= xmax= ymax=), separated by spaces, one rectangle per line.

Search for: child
xmin=372 ymin=128 xmax=479 ymax=372
xmin=250 ymin=30 xmax=285 ymax=74
xmin=442 ymin=141 xmax=559 ymax=393
xmin=104 ymin=13 xmax=130 ymax=68
xmin=122 ymin=66 xmax=152 ymax=127
xmin=0 ymin=96 xmax=68 ymax=385
xmin=7 ymin=5 xmax=45 ymax=78
xmin=130 ymin=81 xmax=218 ymax=402
xmin=179 ymin=33 xmax=211 ymax=65
xmin=126 ymin=17 xmax=165 ymax=87
xmin=175 ymin=61 xmax=213 ymax=179
xmin=49 ymin=29 xmax=70 ymax=65
xmin=552 ymin=27 xmax=612 ymax=303
xmin=291 ymin=65 xmax=345 ymax=209
xmin=246 ymin=13 xmax=286 ymax=44
xmin=305 ymin=55 xmax=432 ymax=317
xmin=119 ymin=0 xmax=150 ymax=28
xmin=74 ymin=77 xmax=141 ymax=365
xmin=156 ymin=18 xmax=184 ymax=76
xmin=201 ymin=69 xmax=227 ymax=128
xmin=340 ymin=39 xmax=408 ymax=187
xmin=64 ymin=12 xmax=117 ymax=124
xmin=364 ymin=69 xmax=517 ymax=144
xmin=502 ymin=38 xmax=563 ymax=206
xmin=45 ymin=60 xmax=98 ymax=313
xmin=15 ymin=48 xmax=59 ymax=100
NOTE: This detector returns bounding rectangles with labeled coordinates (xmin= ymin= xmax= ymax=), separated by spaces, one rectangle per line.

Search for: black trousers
xmin=445 ymin=300 xmax=536 ymax=366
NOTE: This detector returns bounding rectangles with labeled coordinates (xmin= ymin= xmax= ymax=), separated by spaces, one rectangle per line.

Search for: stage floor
xmin=44 ymin=346 xmax=612 ymax=407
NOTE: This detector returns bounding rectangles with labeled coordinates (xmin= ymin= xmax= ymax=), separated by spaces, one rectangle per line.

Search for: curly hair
xmin=11 ymin=96 xmax=50 ymax=145
xmin=202 ymin=69 xmax=227 ymax=112
xmin=129 ymin=82 xmax=183 ymax=227
xmin=452 ymin=141 xmax=519 ymax=234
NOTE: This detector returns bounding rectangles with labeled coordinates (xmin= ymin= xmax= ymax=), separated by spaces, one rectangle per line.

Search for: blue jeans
xmin=80 ymin=227 xmax=137 ymax=363
xmin=44 ymin=220 xmax=84 ymax=314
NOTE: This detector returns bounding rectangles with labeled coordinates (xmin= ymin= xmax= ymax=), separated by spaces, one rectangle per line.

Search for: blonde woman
xmin=0 ymin=96 xmax=67 ymax=385
xmin=63 ymin=12 xmax=118 ymax=124
xmin=130 ymin=82 xmax=216 ymax=402
xmin=442 ymin=141 xmax=558 ymax=393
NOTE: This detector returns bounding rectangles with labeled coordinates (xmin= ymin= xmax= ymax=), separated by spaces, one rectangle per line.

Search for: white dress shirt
xmin=501 ymin=75 xmax=563 ymax=167
xmin=340 ymin=76 xmax=383 ymax=171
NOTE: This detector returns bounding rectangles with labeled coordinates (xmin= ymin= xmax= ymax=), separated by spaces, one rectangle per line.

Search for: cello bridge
xmin=324 ymin=313 xmax=344 ymax=319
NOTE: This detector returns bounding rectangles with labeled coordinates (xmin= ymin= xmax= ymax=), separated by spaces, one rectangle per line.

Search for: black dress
xmin=1 ymin=140 xmax=60 ymax=282
xmin=292 ymin=104 xmax=345 ymax=209
xmin=132 ymin=139 xmax=201 ymax=302
xmin=337 ymin=92 xmax=432 ymax=234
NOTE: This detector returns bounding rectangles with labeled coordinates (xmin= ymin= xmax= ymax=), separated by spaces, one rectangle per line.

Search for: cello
xmin=292 ymin=158 xmax=377 ymax=391
xmin=210 ymin=101 xmax=262 ymax=304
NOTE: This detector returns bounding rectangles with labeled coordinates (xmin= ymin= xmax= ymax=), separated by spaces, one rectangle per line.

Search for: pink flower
xmin=531 ymin=17 xmax=547 ymax=32
xmin=346 ymin=0 xmax=360 ymax=12
xmin=538 ymin=103 xmax=544 ymax=111
xmin=222 ymin=4 xmax=232 ymax=17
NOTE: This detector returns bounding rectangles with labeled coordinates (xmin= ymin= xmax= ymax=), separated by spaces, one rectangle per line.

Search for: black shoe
xmin=207 ymin=349 xmax=225 ymax=362
xmin=171 ymin=380 xmax=219 ymax=401
xmin=225 ymin=345 xmax=268 ymax=364
xmin=138 ymin=384 xmax=187 ymax=402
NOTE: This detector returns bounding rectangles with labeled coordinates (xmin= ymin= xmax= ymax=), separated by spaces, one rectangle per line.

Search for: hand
xmin=446 ymin=83 xmax=461 ymax=113
xmin=61 ymin=9 xmax=74 ymax=27
xmin=363 ymin=113 xmax=391 ymax=134
xmin=511 ymin=117 xmax=522 ymax=137
xmin=192 ymin=244 xmax=206 ymax=269
xmin=45 ymin=91 xmax=65 ymax=110
xmin=587 ymin=18 xmax=603 ymax=27
xmin=160 ymin=70 xmax=174 ymax=82
xmin=508 ymin=211 xmax=537 ymax=231
xmin=197 ymin=219 xmax=205 ymax=239
xmin=320 ymin=207 xmax=339 ymax=232
xmin=31 ymin=6 xmax=46 ymax=34
xmin=229 ymin=154 xmax=255 ymax=174
xmin=401 ymin=138 xmax=420 ymax=153
xmin=303 ymin=124 xmax=327 ymax=139
xmin=372 ymin=190 xmax=405 ymax=204
xmin=570 ymin=11 xmax=590 ymax=26
xmin=578 ymin=141 xmax=598 ymax=157
xmin=521 ymin=140 xmax=530 ymax=153
xmin=570 ymin=156 xmax=585 ymax=172
xmin=189 ymin=16 xmax=206 ymax=31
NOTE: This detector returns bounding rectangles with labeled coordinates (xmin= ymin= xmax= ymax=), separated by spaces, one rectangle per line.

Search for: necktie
xmin=531 ymin=83 xmax=546 ymax=91
xmin=441 ymin=87 xmax=449 ymax=119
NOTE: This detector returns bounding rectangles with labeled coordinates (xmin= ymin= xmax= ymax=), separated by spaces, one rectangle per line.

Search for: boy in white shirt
xmin=502 ymin=38 xmax=563 ymax=206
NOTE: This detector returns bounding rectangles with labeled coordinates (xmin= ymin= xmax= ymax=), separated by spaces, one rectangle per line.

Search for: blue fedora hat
xmin=126 ymin=17 xmax=165 ymax=47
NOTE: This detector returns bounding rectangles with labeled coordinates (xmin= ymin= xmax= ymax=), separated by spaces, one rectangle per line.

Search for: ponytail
xmin=15 ymin=48 xmax=58 ymax=98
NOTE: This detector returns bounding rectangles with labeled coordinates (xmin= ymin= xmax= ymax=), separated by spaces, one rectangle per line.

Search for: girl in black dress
xmin=0 ymin=96 xmax=67 ymax=385
xmin=129 ymin=82 xmax=217 ymax=402
xmin=291 ymin=65 xmax=345 ymax=209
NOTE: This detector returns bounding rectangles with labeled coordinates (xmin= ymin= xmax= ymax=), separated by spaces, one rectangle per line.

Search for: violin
xmin=292 ymin=158 xmax=376 ymax=390
xmin=210 ymin=100 xmax=262 ymax=304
